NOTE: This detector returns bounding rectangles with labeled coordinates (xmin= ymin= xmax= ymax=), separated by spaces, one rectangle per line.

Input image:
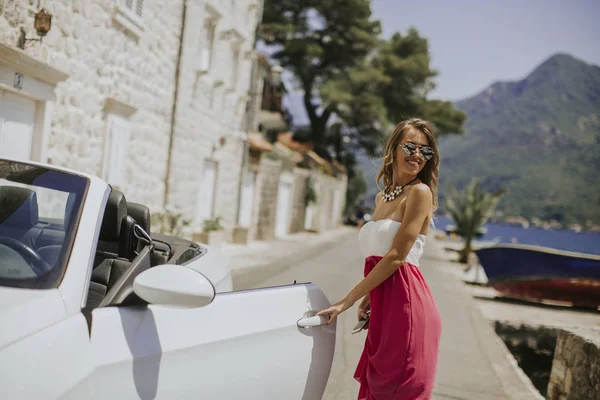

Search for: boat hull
xmin=475 ymin=244 xmax=600 ymax=308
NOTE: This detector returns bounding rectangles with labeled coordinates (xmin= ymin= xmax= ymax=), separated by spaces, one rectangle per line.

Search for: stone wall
xmin=253 ymin=155 xmax=281 ymax=241
xmin=547 ymin=328 xmax=600 ymax=400
xmin=308 ymin=171 xmax=347 ymax=232
xmin=0 ymin=0 xmax=183 ymax=212
xmin=289 ymin=168 xmax=309 ymax=233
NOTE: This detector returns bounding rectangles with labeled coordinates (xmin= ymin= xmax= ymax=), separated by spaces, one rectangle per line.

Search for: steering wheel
xmin=0 ymin=237 xmax=53 ymax=276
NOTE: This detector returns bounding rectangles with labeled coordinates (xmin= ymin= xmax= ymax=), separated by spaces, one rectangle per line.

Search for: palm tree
xmin=445 ymin=178 xmax=506 ymax=263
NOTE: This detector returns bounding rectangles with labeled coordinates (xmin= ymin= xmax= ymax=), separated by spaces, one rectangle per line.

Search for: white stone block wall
xmin=253 ymin=155 xmax=282 ymax=240
xmin=0 ymin=0 xmax=183 ymax=212
xmin=310 ymin=171 xmax=348 ymax=232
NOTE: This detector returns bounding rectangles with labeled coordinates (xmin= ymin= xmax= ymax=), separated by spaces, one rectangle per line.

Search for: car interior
xmin=0 ymin=181 xmax=206 ymax=326
xmin=82 ymin=189 xmax=206 ymax=327
xmin=83 ymin=190 xmax=161 ymax=319
xmin=0 ymin=186 xmax=76 ymax=278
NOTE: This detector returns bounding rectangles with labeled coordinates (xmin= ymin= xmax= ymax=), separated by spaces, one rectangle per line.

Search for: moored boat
xmin=474 ymin=244 xmax=600 ymax=308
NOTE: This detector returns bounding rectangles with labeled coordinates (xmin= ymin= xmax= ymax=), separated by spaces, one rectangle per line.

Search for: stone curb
xmin=470 ymin=303 xmax=545 ymax=400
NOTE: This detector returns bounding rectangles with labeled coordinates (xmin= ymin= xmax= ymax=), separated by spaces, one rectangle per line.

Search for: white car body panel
xmin=0 ymin=157 xmax=336 ymax=399
xmin=89 ymin=283 xmax=335 ymax=400
xmin=187 ymin=244 xmax=232 ymax=292
xmin=0 ymin=288 xmax=66 ymax=349
xmin=58 ymin=177 xmax=110 ymax=314
xmin=0 ymin=308 xmax=93 ymax=400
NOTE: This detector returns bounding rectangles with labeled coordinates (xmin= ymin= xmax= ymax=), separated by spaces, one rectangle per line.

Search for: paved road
xmin=234 ymin=229 xmax=536 ymax=400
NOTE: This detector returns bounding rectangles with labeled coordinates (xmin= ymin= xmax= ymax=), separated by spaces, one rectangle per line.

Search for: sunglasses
xmin=400 ymin=142 xmax=434 ymax=161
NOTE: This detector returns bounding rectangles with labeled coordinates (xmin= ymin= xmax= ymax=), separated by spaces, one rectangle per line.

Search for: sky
xmin=371 ymin=0 xmax=600 ymax=101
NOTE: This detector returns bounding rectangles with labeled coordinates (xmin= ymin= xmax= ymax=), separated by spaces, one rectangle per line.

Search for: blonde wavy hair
xmin=376 ymin=118 xmax=440 ymax=209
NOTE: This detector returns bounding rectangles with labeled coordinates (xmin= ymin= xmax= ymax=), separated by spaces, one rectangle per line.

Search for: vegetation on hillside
xmin=438 ymin=54 xmax=600 ymax=228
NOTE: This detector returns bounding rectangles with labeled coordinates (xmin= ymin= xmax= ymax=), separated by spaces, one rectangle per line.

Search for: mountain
xmin=438 ymin=53 xmax=600 ymax=227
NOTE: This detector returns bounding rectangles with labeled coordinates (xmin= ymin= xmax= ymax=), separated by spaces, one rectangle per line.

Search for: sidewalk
xmin=220 ymin=226 xmax=356 ymax=290
xmin=424 ymin=236 xmax=543 ymax=400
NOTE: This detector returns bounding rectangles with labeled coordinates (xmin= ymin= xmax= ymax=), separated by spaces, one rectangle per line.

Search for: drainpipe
xmin=163 ymin=0 xmax=187 ymax=209
xmin=234 ymin=0 xmax=264 ymax=225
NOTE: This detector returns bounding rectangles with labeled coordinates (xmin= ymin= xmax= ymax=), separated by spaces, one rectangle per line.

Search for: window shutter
xmin=196 ymin=161 xmax=218 ymax=222
xmin=123 ymin=0 xmax=143 ymax=17
xmin=106 ymin=115 xmax=131 ymax=187
xmin=232 ymin=47 xmax=240 ymax=85
xmin=199 ymin=48 xmax=211 ymax=72
xmin=135 ymin=0 xmax=144 ymax=17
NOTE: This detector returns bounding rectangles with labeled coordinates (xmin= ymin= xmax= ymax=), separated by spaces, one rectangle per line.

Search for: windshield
xmin=0 ymin=160 xmax=88 ymax=289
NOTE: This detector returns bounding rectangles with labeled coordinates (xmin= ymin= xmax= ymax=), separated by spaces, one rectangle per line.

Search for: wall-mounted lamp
xmin=211 ymin=137 xmax=227 ymax=154
xmin=17 ymin=9 xmax=53 ymax=50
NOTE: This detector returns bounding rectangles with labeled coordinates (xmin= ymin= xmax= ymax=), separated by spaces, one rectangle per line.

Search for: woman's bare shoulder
xmin=407 ymin=183 xmax=432 ymax=202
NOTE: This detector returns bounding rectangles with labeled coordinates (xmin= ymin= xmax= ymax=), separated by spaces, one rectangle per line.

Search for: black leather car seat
xmin=0 ymin=186 xmax=41 ymax=247
xmin=128 ymin=202 xmax=151 ymax=234
xmin=84 ymin=190 xmax=155 ymax=319
xmin=84 ymin=190 xmax=131 ymax=315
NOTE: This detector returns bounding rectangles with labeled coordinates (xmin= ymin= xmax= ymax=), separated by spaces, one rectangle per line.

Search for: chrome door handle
xmin=297 ymin=310 xmax=328 ymax=328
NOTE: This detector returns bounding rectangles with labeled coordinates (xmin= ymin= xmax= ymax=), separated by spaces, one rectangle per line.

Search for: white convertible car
xmin=0 ymin=158 xmax=336 ymax=399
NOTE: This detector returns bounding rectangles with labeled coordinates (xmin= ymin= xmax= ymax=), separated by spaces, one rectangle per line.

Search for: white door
xmin=89 ymin=284 xmax=336 ymax=399
xmin=275 ymin=181 xmax=292 ymax=237
xmin=0 ymin=90 xmax=36 ymax=161
xmin=304 ymin=205 xmax=315 ymax=231
xmin=103 ymin=114 xmax=131 ymax=187
xmin=196 ymin=160 xmax=218 ymax=223
xmin=238 ymin=170 xmax=255 ymax=227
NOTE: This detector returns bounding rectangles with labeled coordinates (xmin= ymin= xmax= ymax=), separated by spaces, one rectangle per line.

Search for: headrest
xmin=128 ymin=202 xmax=151 ymax=234
xmin=0 ymin=186 xmax=39 ymax=227
xmin=64 ymin=192 xmax=77 ymax=229
xmin=100 ymin=190 xmax=127 ymax=241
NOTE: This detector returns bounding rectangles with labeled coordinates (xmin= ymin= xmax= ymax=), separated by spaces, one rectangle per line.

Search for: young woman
xmin=318 ymin=118 xmax=442 ymax=399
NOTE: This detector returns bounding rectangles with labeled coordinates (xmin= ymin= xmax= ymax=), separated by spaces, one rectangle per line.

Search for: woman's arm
xmin=317 ymin=184 xmax=432 ymax=323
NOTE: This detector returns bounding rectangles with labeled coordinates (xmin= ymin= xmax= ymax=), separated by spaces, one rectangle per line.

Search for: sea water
xmin=435 ymin=216 xmax=600 ymax=256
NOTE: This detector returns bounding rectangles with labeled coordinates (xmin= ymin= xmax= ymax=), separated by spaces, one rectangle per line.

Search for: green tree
xmin=263 ymin=2 xmax=466 ymax=159
xmin=374 ymin=29 xmax=466 ymax=135
xmin=262 ymin=0 xmax=382 ymax=150
xmin=445 ymin=178 xmax=506 ymax=263
xmin=344 ymin=154 xmax=369 ymax=216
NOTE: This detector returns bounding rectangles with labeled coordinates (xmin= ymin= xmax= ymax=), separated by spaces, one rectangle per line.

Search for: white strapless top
xmin=358 ymin=219 xmax=427 ymax=266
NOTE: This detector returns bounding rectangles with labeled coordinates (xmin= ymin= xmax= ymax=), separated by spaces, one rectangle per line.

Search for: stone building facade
xmin=0 ymin=0 xmax=183 ymax=211
xmin=0 ymin=0 xmax=345 ymax=244
xmin=0 ymin=0 xmax=261 ymax=234
xmin=165 ymin=0 xmax=262 ymax=236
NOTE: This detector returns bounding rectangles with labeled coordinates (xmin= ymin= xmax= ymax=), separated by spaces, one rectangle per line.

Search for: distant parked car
xmin=0 ymin=158 xmax=336 ymax=399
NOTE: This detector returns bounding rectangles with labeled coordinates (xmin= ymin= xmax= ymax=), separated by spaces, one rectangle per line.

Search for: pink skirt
xmin=354 ymin=256 xmax=442 ymax=400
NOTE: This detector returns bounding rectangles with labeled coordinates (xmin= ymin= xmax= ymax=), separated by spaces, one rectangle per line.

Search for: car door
xmin=88 ymin=283 xmax=336 ymax=400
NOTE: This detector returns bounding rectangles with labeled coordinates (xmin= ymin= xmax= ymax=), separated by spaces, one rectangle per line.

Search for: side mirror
xmin=133 ymin=265 xmax=216 ymax=308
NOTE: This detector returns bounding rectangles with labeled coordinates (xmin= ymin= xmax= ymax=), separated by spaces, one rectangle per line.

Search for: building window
xmin=231 ymin=45 xmax=240 ymax=87
xmin=245 ymin=4 xmax=258 ymax=27
xmin=102 ymin=98 xmax=136 ymax=188
xmin=124 ymin=0 xmax=144 ymax=17
xmin=198 ymin=19 xmax=217 ymax=73
xmin=196 ymin=160 xmax=218 ymax=223
xmin=103 ymin=114 xmax=131 ymax=188
xmin=115 ymin=0 xmax=145 ymax=38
